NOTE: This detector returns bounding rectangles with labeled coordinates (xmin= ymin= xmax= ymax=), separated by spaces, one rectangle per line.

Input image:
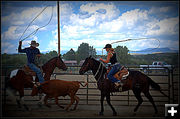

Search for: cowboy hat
xmin=29 ymin=40 xmax=39 ymax=47
xmin=103 ymin=44 xmax=112 ymax=49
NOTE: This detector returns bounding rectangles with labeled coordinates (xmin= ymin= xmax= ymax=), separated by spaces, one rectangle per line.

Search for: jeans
xmin=28 ymin=63 xmax=44 ymax=83
xmin=107 ymin=63 xmax=122 ymax=83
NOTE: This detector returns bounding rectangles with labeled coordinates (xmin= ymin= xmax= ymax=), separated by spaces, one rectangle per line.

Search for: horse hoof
xmin=59 ymin=106 xmax=64 ymax=109
xmin=65 ymin=109 xmax=70 ymax=112
xmin=23 ymin=104 xmax=29 ymax=111
xmin=38 ymin=102 xmax=42 ymax=107
xmin=16 ymin=100 xmax=21 ymax=108
xmin=70 ymin=108 xmax=75 ymax=111
xmin=113 ymin=112 xmax=117 ymax=116
xmin=153 ymin=112 xmax=158 ymax=117
xmin=99 ymin=112 xmax=104 ymax=116
xmin=46 ymin=105 xmax=51 ymax=108
xmin=133 ymin=112 xmax=136 ymax=116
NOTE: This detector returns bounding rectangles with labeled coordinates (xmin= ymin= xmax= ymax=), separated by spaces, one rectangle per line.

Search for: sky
xmin=1 ymin=1 xmax=179 ymax=54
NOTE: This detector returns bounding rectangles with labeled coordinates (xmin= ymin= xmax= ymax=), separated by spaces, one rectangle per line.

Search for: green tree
xmin=114 ymin=46 xmax=130 ymax=65
xmin=39 ymin=50 xmax=58 ymax=65
xmin=63 ymin=48 xmax=76 ymax=60
xmin=76 ymin=43 xmax=96 ymax=63
xmin=76 ymin=43 xmax=89 ymax=63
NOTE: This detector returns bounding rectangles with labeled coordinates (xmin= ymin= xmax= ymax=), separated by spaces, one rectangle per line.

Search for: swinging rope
xmin=101 ymin=37 xmax=160 ymax=55
xmin=19 ymin=5 xmax=53 ymax=42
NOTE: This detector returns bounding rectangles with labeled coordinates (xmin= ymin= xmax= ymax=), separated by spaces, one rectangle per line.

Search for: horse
xmin=5 ymin=55 xmax=67 ymax=110
xmin=79 ymin=56 xmax=168 ymax=116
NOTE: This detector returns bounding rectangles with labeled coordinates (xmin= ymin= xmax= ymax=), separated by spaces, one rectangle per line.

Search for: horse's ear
xmin=89 ymin=55 xmax=92 ymax=59
xmin=58 ymin=54 xmax=61 ymax=58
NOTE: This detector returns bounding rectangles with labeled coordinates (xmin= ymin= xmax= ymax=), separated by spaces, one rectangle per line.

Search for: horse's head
xmin=56 ymin=55 xmax=68 ymax=71
xmin=79 ymin=56 xmax=94 ymax=75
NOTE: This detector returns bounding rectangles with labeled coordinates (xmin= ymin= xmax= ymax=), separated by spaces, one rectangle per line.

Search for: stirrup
xmin=115 ymin=82 xmax=123 ymax=90
xmin=35 ymin=82 xmax=42 ymax=91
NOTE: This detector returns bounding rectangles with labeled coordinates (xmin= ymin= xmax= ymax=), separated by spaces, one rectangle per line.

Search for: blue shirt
xmin=18 ymin=45 xmax=40 ymax=64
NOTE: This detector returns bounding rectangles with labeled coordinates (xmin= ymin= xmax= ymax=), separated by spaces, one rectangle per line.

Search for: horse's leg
xmin=6 ymin=88 xmax=18 ymax=105
xmin=44 ymin=95 xmax=51 ymax=108
xmin=99 ymin=92 xmax=105 ymax=116
xmin=38 ymin=93 xmax=46 ymax=107
xmin=72 ymin=95 xmax=79 ymax=111
xmin=144 ymin=91 xmax=158 ymax=114
xmin=18 ymin=89 xmax=30 ymax=111
xmin=55 ymin=97 xmax=64 ymax=109
xmin=106 ymin=92 xmax=117 ymax=116
xmin=133 ymin=89 xmax=143 ymax=114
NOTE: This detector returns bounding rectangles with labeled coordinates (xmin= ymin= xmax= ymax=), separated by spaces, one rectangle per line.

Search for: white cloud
xmin=149 ymin=6 xmax=171 ymax=14
xmin=146 ymin=17 xmax=179 ymax=36
xmin=2 ymin=6 xmax=56 ymax=26
xmin=1 ymin=42 xmax=16 ymax=53
xmin=80 ymin=2 xmax=120 ymax=21
xmin=98 ymin=9 xmax=149 ymax=33
xmin=2 ymin=26 xmax=21 ymax=40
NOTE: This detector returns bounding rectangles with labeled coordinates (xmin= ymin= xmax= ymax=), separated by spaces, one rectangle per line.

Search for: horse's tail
xmin=147 ymin=76 xmax=168 ymax=97
xmin=4 ymin=74 xmax=18 ymax=103
xmin=148 ymin=76 xmax=160 ymax=90
xmin=79 ymin=81 xmax=88 ymax=87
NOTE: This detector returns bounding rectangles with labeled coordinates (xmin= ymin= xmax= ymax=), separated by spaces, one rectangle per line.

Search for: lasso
xmin=102 ymin=37 xmax=160 ymax=55
xmin=19 ymin=4 xmax=53 ymax=42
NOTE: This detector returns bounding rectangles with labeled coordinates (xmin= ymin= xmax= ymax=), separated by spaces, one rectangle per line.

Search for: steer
xmin=31 ymin=79 xmax=88 ymax=111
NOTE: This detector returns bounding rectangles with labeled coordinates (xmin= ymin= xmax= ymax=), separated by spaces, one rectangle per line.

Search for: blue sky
xmin=1 ymin=1 xmax=179 ymax=54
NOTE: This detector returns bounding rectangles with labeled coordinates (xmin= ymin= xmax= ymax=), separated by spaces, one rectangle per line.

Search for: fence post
xmin=171 ymin=68 xmax=174 ymax=103
xmin=168 ymin=68 xmax=171 ymax=103
xmin=86 ymin=74 xmax=89 ymax=104
xmin=128 ymin=91 xmax=129 ymax=106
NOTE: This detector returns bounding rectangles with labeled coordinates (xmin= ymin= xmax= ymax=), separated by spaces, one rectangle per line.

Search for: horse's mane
xmin=90 ymin=57 xmax=107 ymax=71
xmin=43 ymin=56 xmax=58 ymax=67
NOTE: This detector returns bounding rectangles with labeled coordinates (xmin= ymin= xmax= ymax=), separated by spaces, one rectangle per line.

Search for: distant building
xmin=79 ymin=60 xmax=85 ymax=66
xmin=64 ymin=60 xmax=77 ymax=66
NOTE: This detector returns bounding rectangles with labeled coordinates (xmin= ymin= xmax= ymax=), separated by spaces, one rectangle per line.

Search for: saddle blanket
xmin=10 ymin=69 xmax=19 ymax=78
xmin=10 ymin=69 xmax=36 ymax=81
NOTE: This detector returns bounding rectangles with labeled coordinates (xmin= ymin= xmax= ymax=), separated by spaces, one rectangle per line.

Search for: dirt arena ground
xmin=3 ymin=103 xmax=165 ymax=118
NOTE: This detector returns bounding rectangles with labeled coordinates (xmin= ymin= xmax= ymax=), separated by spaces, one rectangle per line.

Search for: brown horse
xmin=5 ymin=55 xmax=67 ymax=110
xmin=79 ymin=56 xmax=168 ymax=116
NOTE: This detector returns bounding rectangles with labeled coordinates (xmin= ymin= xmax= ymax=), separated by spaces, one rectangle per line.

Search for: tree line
xmin=1 ymin=42 xmax=178 ymax=67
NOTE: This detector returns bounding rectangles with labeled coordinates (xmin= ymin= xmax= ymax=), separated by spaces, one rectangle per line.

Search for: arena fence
xmin=1 ymin=65 xmax=179 ymax=108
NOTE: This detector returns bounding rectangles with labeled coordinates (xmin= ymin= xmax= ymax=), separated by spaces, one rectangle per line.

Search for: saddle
xmin=22 ymin=65 xmax=43 ymax=76
xmin=114 ymin=66 xmax=129 ymax=81
xmin=107 ymin=65 xmax=129 ymax=81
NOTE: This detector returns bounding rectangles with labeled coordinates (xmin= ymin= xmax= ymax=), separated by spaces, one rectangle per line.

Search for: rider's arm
xmin=100 ymin=52 xmax=112 ymax=63
xmin=18 ymin=41 xmax=26 ymax=53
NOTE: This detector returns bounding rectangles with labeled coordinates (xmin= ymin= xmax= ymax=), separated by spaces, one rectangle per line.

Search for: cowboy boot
xmin=36 ymin=82 xmax=42 ymax=91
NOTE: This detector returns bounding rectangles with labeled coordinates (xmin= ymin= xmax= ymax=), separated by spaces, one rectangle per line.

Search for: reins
xmin=94 ymin=61 xmax=105 ymax=83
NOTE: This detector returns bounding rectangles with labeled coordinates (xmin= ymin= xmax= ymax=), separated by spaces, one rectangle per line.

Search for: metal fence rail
xmin=1 ymin=65 xmax=179 ymax=108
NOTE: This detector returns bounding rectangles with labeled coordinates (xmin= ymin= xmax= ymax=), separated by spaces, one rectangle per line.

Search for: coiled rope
xmin=19 ymin=4 xmax=53 ymax=42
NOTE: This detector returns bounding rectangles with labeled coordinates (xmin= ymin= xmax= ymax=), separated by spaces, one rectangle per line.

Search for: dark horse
xmin=6 ymin=55 xmax=67 ymax=110
xmin=79 ymin=56 xmax=167 ymax=116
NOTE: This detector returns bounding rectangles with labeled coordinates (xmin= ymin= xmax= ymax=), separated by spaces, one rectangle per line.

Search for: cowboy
xmin=18 ymin=40 xmax=44 ymax=88
xmin=99 ymin=44 xmax=123 ymax=87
